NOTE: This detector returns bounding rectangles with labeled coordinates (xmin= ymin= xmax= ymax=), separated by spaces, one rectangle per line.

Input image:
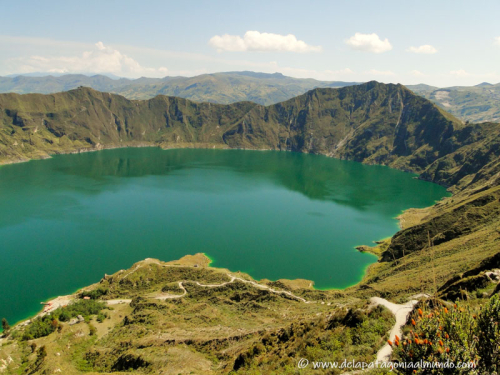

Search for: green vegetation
xmin=393 ymin=295 xmax=500 ymax=374
xmin=1 ymin=318 xmax=9 ymax=333
xmin=51 ymin=300 xmax=106 ymax=322
xmin=79 ymin=287 xmax=109 ymax=300
xmin=21 ymin=316 xmax=59 ymax=341
xmin=24 ymin=345 xmax=47 ymax=375
xmin=232 ymin=305 xmax=394 ymax=374
xmin=20 ymin=300 xmax=106 ymax=340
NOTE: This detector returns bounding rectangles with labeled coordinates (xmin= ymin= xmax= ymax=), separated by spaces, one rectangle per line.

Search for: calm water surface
xmin=0 ymin=148 xmax=448 ymax=325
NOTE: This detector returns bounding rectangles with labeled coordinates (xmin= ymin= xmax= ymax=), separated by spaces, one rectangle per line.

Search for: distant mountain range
xmin=1 ymin=72 xmax=499 ymax=123
xmin=0 ymin=72 xmax=357 ymax=106
xmin=408 ymin=82 xmax=500 ymax=123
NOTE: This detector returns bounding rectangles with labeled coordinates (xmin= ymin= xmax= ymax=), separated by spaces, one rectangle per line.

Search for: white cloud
xmin=209 ymin=31 xmax=322 ymax=53
xmin=8 ymin=42 xmax=168 ymax=78
xmin=407 ymin=45 xmax=437 ymax=54
xmin=410 ymin=70 xmax=426 ymax=77
xmin=450 ymin=69 xmax=470 ymax=77
xmin=345 ymin=33 xmax=392 ymax=53
xmin=495 ymin=36 xmax=500 ymax=46
xmin=365 ymin=69 xmax=395 ymax=76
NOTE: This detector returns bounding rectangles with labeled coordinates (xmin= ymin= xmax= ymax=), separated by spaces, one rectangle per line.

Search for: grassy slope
xmin=353 ymin=185 xmax=500 ymax=299
xmin=0 ymin=256 xmax=394 ymax=374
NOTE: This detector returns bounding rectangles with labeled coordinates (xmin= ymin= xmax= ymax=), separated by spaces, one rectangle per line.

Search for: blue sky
xmin=1 ymin=0 xmax=499 ymax=86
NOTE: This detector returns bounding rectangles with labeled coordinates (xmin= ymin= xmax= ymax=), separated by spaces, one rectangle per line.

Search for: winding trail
xmin=22 ymin=265 xmax=418 ymax=369
xmin=152 ymin=276 xmax=312 ymax=303
xmin=371 ymin=296 xmax=426 ymax=362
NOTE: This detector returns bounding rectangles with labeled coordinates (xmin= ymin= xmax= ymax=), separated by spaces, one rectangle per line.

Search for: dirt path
xmin=371 ymin=296 xmax=421 ymax=362
xmin=34 ymin=271 xmax=312 ymax=317
xmin=223 ymin=276 xmax=311 ymax=303
xmin=152 ymin=276 xmax=312 ymax=303
xmin=106 ymin=299 xmax=133 ymax=305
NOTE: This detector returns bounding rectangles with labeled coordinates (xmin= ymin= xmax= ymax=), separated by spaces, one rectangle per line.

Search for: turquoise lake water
xmin=0 ymin=148 xmax=448 ymax=326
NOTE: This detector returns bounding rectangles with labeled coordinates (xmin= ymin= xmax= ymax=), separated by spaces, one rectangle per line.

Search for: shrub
xmin=22 ymin=316 xmax=57 ymax=340
xmin=1 ymin=318 xmax=10 ymax=333
xmin=476 ymin=294 xmax=500 ymax=373
xmin=21 ymin=300 xmax=107 ymax=340
xmin=393 ymin=294 xmax=500 ymax=374
xmin=52 ymin=300 xmax=106 ymax=322
xmin=79 ymin=287 xmax=109 ymax=300
xmin=96 ymin=313 xmax=107 ymax=323
xmin=88 ymin=324 xmax=97 ymax=336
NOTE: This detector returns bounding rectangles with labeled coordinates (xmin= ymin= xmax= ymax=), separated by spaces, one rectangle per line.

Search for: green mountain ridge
xmin=2 ymin=72 xmax=500 ymax=123
xmin=1 ymin=81 xmax=499 ymax=193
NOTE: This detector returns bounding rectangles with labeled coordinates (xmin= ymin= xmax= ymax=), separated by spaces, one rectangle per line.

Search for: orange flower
xmin=408 ymin=339 xmax=412 ymax=344
xmin=437 ymin=332 xmax=441 ymax=337
xmin=454 ymin=304 xmax=457 ymax=309
xmin=418 ymin=308 xmax=423 ymax=316
xmin=395 ymin=340 xmax=399 ymax=346
xmin=395 ymin=335 xmax=400 ymax=341
xmin=429 ymin=341 xmax=433 ymax=346
xmin=424 ymin=339 xmax=428 ymax=344
xmin=414 ymin=333 xmax=419 ymax=339
xmin=439 ymin=326 xmax=443 ymax=331
xmin=446 ymin=348 xmax=450 ymax=353
xmin=445 ymin=333 xmax=449 ymax=339
xmin=388 ymin=340 xmax=393 ymax=346
xmin=412 ymin=319 xmax=416 ymax=326
xmin=438 ymin=347 xmax=444 ymax=354
xmin=444 ymin=307 xmax=449 ymax=314
xmin=439 ymin=340 xmax=444 ymax=346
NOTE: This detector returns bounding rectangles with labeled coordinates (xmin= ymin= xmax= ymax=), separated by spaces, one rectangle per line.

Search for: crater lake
xmin=0 ymin=148 xmax=448 ymax=325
